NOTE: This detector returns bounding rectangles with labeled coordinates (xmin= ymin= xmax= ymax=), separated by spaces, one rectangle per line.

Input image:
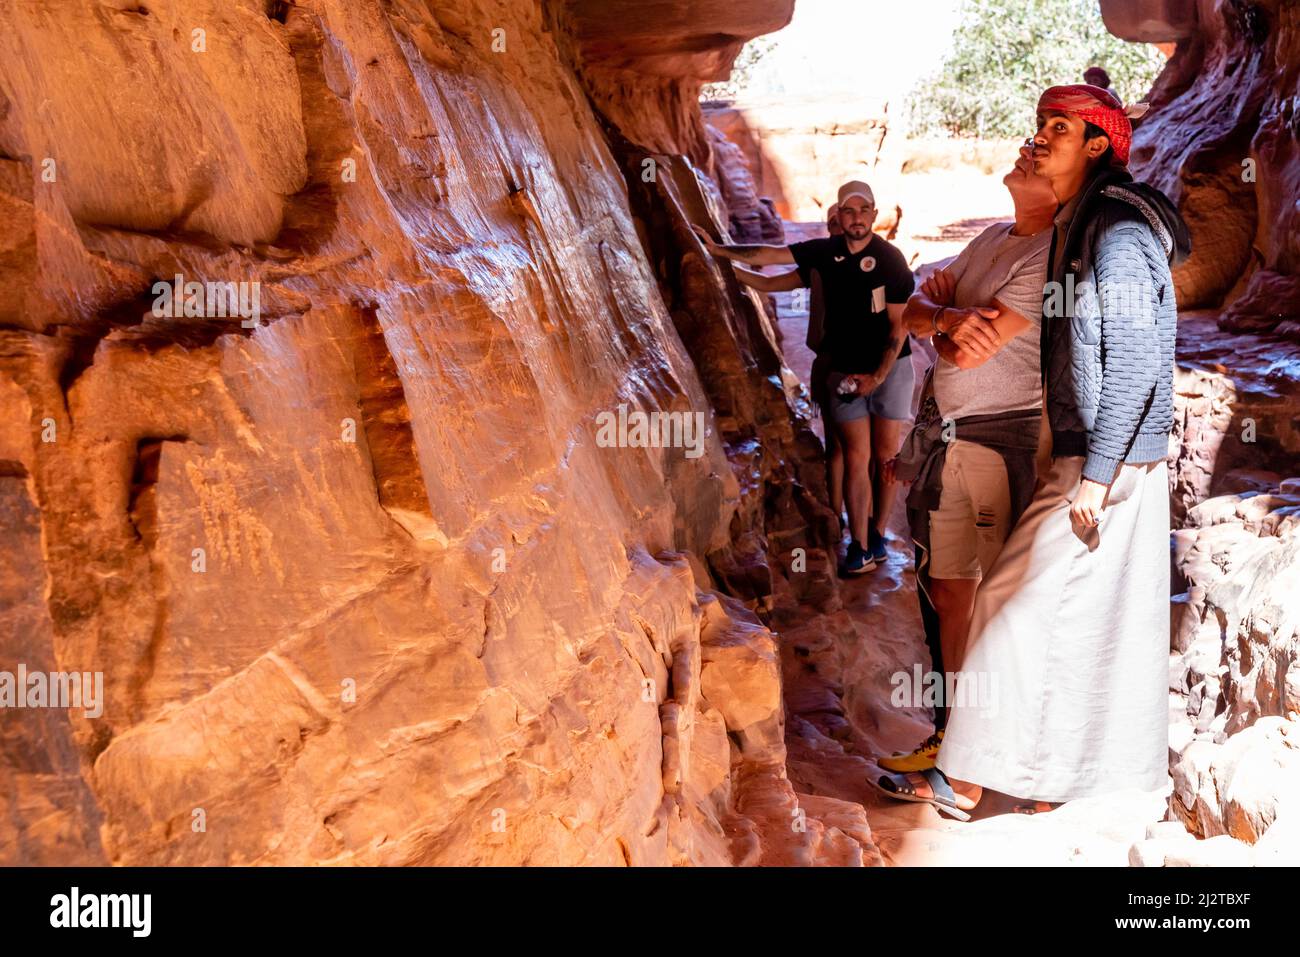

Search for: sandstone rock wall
xmin=1170 ymin=471 xmax=1300 ymax=847
xmin=1109 ymin=0 xmax=1300 ymax=334
xmin=1165 ymin=318 xmax=1300 ymax=856
xmin=0 ymin=0 xmax=878 ymax=866
xmin=1113 ymin=0 xmax=1300 ymax=854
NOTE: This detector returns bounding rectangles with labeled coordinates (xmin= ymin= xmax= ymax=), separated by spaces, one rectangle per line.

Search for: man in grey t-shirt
xmin=931 ymin=223 xmax=1050 ymax=423
xmin=878 ymin=144 xmax=1057 ymax=776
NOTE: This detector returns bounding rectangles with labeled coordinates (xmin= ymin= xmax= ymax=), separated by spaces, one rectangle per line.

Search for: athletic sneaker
xmin=866 ymin=526 xmax=888 ymax=565
xmin=878 ymin=730 xmax=945 ymax=773
xmin=840 ymin=539 xmax=877 ymax=576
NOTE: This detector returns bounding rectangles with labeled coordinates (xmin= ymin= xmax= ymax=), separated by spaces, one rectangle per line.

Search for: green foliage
xmin=701 ymin=37 xmax=777 ymax=102
xmin=905 ymin=0 xmax=1167 ymax=139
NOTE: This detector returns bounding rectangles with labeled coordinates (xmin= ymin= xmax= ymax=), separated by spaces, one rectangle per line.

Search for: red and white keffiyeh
xmin=1037 ymin=83 xmax=1134 ymax=166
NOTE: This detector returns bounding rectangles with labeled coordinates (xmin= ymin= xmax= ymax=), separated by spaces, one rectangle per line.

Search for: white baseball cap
xmin=837 ymin=180 xmax=875 ymax=206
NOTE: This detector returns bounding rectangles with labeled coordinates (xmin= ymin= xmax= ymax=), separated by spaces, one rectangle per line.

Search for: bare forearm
xmin=904 ymin=293 xmax=946 ymax=337
xmin=935 ymin=334 xmax=981 ymax=369
xmin=935 ymin=335 xmax=961 ymax=366
xmin=734 ymin=265 xmax=803 ymax=293
xmin=873 ymin=317 xmax=907 ymax=379
xmin=712 ymin=243 xmax=794 ymax=267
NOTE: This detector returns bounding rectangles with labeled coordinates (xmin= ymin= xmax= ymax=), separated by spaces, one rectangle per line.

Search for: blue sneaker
xmin=867 ymin=526 xmax=888 ymax=565
xmin=840 ymin=539 xmax=877 ymax=577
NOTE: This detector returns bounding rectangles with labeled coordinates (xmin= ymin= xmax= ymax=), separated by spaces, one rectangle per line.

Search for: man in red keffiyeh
xmin=1035 ymin=82 xmax=1133 ymax=168
xmin=875 ymin=81 xmax=1195 ymax=819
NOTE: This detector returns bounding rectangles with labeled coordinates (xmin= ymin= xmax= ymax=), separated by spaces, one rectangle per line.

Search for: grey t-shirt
xmin=933 ymin=221 xmax=1051 ymax=420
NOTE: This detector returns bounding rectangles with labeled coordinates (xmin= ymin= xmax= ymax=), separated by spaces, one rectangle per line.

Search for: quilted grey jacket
xmin=1042 ymin=167 xmax=1191 ymax=485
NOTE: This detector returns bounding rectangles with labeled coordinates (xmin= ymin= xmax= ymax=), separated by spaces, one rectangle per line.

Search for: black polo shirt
xmin=790 ymin=233 xmax=914 ymax=375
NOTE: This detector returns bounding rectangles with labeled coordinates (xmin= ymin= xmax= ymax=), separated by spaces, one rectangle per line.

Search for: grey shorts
xmin=827 ymin=358 xmax=915 ymax=424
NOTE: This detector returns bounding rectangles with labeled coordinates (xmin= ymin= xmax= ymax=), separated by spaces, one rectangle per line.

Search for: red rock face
xmin=2 ymin=0 xmax=1295 ymax=868
xmin=1108 ymin=0 xmax=1300 ymax=334
xmin=1110 ymin=1 xmax=1300 ymax=852
xmin=0 ymin=0 xmax=875 ymax=866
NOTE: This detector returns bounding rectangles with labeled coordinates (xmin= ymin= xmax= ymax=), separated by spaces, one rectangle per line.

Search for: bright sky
xmin=745 ymin=0 xmax=963 ymax=107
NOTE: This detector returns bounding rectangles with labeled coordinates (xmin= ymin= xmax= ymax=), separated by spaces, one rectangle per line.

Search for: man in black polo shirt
xmin=727 ymin=199 xmax=846 ymax=531
xmin=693 ymin=180 xmax=916 ymax=575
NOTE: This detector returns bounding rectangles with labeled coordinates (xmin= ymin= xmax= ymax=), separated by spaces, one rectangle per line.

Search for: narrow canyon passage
xmin=1 ymin=0 xmax=1297 ymax=868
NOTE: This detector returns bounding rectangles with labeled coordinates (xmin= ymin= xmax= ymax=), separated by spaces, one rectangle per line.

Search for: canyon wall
xmin=3 ymin=0 xmax=1297 ymax=868
xmin=1109 ymin=0 xmax=1299 ymax=332
xmin=0 ymin=0 xmax=879 ymax=865
xmin=1103 ymin=0 xmax=1300 ymax=846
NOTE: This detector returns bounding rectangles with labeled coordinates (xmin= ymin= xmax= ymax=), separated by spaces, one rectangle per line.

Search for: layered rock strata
xmin=0 ymin=0 xmax=877 ymax=866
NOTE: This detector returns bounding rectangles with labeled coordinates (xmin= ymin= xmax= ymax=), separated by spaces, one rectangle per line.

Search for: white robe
xmin=935 ymin=455 xmax=1170 ymax=802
